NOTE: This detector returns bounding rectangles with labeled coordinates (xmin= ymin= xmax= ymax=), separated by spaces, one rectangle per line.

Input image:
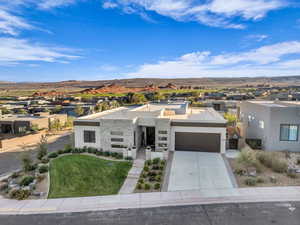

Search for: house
xmin=238 ymin=101 xmax=300 ymax=152
xmin=0 ymin=112 xmax=67 ymax=135
xmin=74 ymin=102 xmax=227 ymax=158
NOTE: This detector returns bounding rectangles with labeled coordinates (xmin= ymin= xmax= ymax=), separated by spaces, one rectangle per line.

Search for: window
xmin=111 ymin=144 xmax=126 ymax=148
xmin=84 ymin=130 xmax=96 ymax=143
xmin=158 ymin=143 xmax=168 ymax=147
xmin=259 ymin=120 xmax=264 ymax=129
xmin=18 ymin=126 xmax=27 ymax=133
xmin=158 ymin=137 xmax=167 ymax=141
xmin=158 ymin=130 xmax=167 ymax=134
xmin=111 ymin=138 xmax=123 ymax=142
xmin=111 ymin=131 xmax=123 ymax=136
xmin=280 ymin=125 xmax=298 ymax=141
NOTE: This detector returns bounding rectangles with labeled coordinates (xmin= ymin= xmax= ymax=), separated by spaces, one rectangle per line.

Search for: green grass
xmin=48 ymin=154 xmax=132 ymax=198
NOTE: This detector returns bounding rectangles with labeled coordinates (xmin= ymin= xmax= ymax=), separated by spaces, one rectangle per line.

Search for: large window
xmin=280 ymin=125 xmax=298 ymax=141
xmin=84 ymin=130 xmax=96 ymax=143
xmin=111 ymin=138 xmax=123 ymax=142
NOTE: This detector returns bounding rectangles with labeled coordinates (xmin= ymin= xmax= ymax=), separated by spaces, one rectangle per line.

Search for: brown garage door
xmin=175 ymin=132 xmax=220 ymax=152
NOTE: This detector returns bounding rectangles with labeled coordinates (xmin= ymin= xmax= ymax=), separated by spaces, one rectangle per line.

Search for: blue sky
xmin=0 ymin=0 xmax=300 ymax=82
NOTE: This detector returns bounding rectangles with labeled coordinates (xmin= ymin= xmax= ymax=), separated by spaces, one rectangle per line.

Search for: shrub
xmin=144 ymin=166 xmax=149 ymax=172
xmin=144 ymin=183 xmax=151 ymax=190
xmin=111 ymin=152 xmax=118 ymax=158
xmin=116 ymin=153 xmax=123 ymax=159
xmin=152 ymin=158 xmax=160 ymax=165
xmin=257 ymin=177 xmax=265 ymax=183
xmin=142 ymin=172 xmax=147 ymax=178
xmin=137 ymin=183 xmax=143 ymax=190
xmin=271 ymin=160 xmax=288 ymax=173
xmin=152 ymin=165 xmax=160 ymax=170
xmin=158 ymin=171 xmax=163 ymax=176
xmin=287 ymin=172 xmax=298 ymax=179
xmin=244 ymin=177 xmax=257 ymax=186
xmin=19 ymin=176 xmax=34 ymax=186
xmin=270 ymin=176 xmax=277 ymax=183
xmin=149 ymin=176 xmax=156 ymax=182
xmin=159 ymin=166 xmax=165 ymax=171
xmin=238 ymin=149 xmax=257 ymax=166
xmin=125 ymin=156 xmax=133 ymax=161
xmin=139 ymin=178 xmax=144 ymax=184
xmin=38 ymin=165 xmax=49 ymax=174
xmin=41 ymin=158 xmax=49 ymax=164
xmin=104 ymin=151 xmax=111 ymax=157
xmin=297 ymin=158 xmax=300 ymax=165
xmin=57 ymin=149 xmax=64 ymax=155
xmin=9 ymin=189 xmax=31 ymax=200
xmin=234 ymin=165 xmax=246 ymax=176
xmin=256 ymin=152 xmax=273 ymax=168
xmin=154 ymin=183 xmax=161 ymax=190
xmin=37 ymin=135 xmax=48 ymax=160
xmin=21 ymin=153 xmax=33 ymax=172
xmin=160 ymin=161 xmax=166 ymax=166
xmin=48 ymin=152 xmax=58 ymax=159
xmin=148 ymin=171 xmax=157 ymax=177
xmin=11 ymin=172 xmax=19 ymax=179
xmin=145 ymin=160 xmax=152 ymax=166
xmin=155 ymin=175 xmax=161 ymax=182
xmin=64 ymin=144 xmax=72 ymax=153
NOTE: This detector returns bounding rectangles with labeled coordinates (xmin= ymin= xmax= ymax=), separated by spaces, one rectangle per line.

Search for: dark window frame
xmin=280 ymin=124 xmax=299 ymax=142
xmin=84 ymin=130 xmax=96 ymax=143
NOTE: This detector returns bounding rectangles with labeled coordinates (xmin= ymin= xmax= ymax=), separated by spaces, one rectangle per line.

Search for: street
xmin=0 ymin=202 xmax=299 ymax=225
xmin=0 ymin=134 xmax=72 ymax=176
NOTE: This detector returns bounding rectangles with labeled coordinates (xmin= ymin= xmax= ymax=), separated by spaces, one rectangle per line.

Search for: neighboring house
xmin=74 ymin=102 xmax=227 ymax=156
xmin=238 ymin=101 xmax=300 ymax=152
xmin=0 ymin=112 xmax=67 ymax=135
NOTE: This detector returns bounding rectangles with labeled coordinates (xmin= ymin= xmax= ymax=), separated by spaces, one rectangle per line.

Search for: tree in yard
xmin=64 ymin=116 xmax=74 ymax=128
xmin=17 ymin=108 xmax=27 ymax=114
xmin=21 ymin=152 xmax=33 ymax=172
xmin=74 ymin=105 xmax=84 ymax=117
xmin=0 ymin=107 xmax=12 ymax=114
xmin=37 ymin=135 xmax=48 ymax=160
xmin=50 ymin=119 xmax=62 ymax=132
xmin=52 ymin=105 xmax=63 ymax=114
xmin=224 ymin=113 xmax=237 ymax=126
xmin=127 ymin=92 xmax=147 ymax=104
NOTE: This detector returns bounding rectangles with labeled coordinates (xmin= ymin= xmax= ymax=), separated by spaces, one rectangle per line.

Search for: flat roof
xmin=247 ymin=101 xmax=300 ymax=108
xmin=77 ymin=103 xmax=226 ymax=124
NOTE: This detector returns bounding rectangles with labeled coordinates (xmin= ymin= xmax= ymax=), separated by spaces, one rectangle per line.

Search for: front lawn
xmin=48 ymin=154 xmax=132 ymax=198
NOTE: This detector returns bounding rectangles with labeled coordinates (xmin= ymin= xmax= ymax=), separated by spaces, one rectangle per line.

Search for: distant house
xmin=0 ymin=112 xmax=67 ymax=135
xmin=238 ymin=101 xmax=300 ymax=152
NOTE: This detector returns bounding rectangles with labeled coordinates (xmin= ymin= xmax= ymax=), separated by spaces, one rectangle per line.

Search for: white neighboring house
xmin=74 ymin=102 xmax=227 ymax=158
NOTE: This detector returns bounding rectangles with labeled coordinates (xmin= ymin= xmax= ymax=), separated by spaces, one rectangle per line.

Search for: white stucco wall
xmin=169 ymin=126 xmax=227 ymax=154
xmin=74 ymin=125 xmax=101 ymax=149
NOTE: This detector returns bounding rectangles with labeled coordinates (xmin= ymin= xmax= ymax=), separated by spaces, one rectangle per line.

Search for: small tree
xmin=224 ymin=113 xmax=237 ymax=126
xmin=52 ymin=105 xmax=62 ymax=114
xmin=64 ymin=116 xmax=74 ymax=128
xmin=75 ymin=105 xmax=84 ymax=117
xmin=21 ymin=152 xmax=33 ymax=172
xmin=37 ymin=135 xmax=48 ymax=160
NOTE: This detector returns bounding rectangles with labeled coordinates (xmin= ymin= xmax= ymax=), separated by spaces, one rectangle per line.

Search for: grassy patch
xmin=48 ymin=154 xmax=132 ymax=198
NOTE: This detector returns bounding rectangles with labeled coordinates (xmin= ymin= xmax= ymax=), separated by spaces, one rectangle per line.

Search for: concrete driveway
xmin=167 ymin=152 xmax=234 ymax=192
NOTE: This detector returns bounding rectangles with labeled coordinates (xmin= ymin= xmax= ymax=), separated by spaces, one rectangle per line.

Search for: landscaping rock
xmin=32 ymin=191 xmax=45 ymax=197
xmin=248 ymin=167 xmax=257 ymax=177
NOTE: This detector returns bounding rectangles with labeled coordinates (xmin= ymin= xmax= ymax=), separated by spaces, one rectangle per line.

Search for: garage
xmin=175 ymin=132 xmax=220 ymax=152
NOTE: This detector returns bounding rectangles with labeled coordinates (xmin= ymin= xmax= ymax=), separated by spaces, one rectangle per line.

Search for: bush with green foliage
xmin=104 ymin=151 xmax=111 ymax=157
xmin=41 ymin=157 xmax=49 ymax=164
xmin=145 ymin=160 xmax=152 ymax=166
xmin=9 ymin=189 xmax=31 ymax=200
xmin=256 ymin=177 xmax=265 ymax=183
xmin=37 ymin=135 xmax=48 ymax=160
xmin=39 ymin=165 xmax=49 ymax=174
xmin=125 ymin=156 xmax=133 ymax=161
xmin=144 ymin=183 xmax=151 ymax=190
xmin=20 ymin=176 xmax=34 ymax=186
xmin=287 ymin=172 xmax=298 ymax=179
xmin=48 ymin=152 xmax=58 ymax=159
xmin=21 ymin=153 xmax=33 ymax=172
xmin=152 ymin=158 xmax=160 ymax=164
xmin=244 ymin=177 xmax=257 ymax=186
xmin=271 ymin=160 xmax=288 ymax=173
xmin=137 ymin=183 xmax=143 ymax=190
xmin=154 ymin=183 xmax=161 ymax=190
xmin=64 ymin=144 xmax=72 ymax=153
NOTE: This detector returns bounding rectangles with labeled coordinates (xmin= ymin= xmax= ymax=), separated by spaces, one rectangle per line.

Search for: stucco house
xmin=238 ymin=101 xmax=300 ymax=152
xmin=74 ymin=102 xmax=227 ymax=158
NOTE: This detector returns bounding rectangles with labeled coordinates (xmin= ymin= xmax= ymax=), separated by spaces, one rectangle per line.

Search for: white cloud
xmin=37 ymin=0 xmax=77 ymax=10
xmin=102 ymin=0 xmax=287 ymax=29
xmin=246 ymin=34 xmax=268 ymax=42
xmin=127 ymin=41 xmax=300 ymax=77
xmin=0 ymin=7 xmax=33 ymax=35
xmin=102 ymin=1 xmax=118 ymax=9
xmin=0 ymin=38 xmax=79 ymax=64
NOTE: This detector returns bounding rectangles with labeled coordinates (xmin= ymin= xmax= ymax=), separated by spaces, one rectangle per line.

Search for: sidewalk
xmin=1 ymin=186 xmax=300 ymax=215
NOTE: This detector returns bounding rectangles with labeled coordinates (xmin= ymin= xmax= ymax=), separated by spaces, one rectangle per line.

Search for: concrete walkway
xmin=1 ymin=187 xmax=300 ymax=215
xmin=119 ymin=159 xmax=144 ymax=194
xmin=168 ymin=152 xmax=234 ymax=192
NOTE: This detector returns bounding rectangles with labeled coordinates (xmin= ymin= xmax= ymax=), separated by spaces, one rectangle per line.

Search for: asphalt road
xmin=0 ymin=134 xmax=72 ymax=176
xmin=0 ymin=202 xmax=299 ymax=225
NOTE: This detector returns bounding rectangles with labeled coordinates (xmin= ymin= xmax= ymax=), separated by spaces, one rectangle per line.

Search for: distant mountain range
xmin=1 ymin=76 xmax=300 ymax=91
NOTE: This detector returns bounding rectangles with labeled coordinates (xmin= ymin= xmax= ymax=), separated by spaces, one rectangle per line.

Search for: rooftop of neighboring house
xmin=0 ymin=114 xmax=44 ymax=122
xmin=244 ymin=101 xmax=300 ymax=108
xmin=76 ymin=102 xmax=227 ymax=124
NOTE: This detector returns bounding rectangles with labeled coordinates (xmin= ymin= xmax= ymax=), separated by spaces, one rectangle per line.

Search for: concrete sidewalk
xmin=1 ymin=187 xmax=300 ymax=215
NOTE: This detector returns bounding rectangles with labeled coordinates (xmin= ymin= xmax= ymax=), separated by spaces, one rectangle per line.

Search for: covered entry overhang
xmin=170 ymin=121 xmax=227 ymax=154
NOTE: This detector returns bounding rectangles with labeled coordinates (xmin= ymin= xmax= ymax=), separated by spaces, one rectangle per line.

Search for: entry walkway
xmin=0 ymin=187 xmax=300 ymax=215
xmin=168 ymin=152 xmax=234 ymax=192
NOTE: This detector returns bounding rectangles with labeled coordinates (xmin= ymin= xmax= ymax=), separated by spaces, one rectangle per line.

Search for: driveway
xmin=167 ymin=152 xmax=234 ymax=192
